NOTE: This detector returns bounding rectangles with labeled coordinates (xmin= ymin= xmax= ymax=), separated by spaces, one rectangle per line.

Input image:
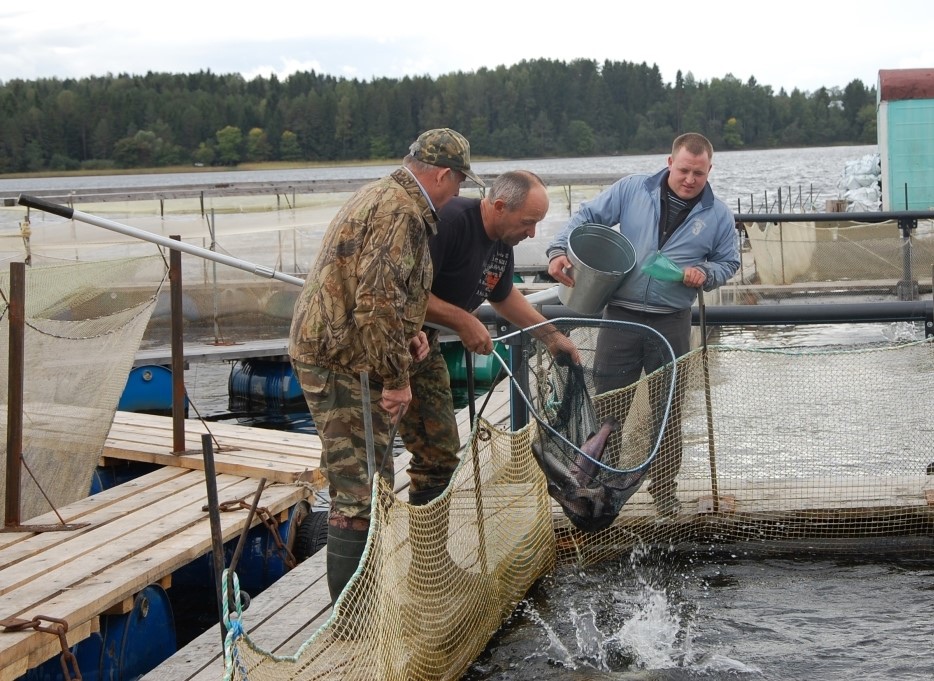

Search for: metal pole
xmin=201 ymin=433 xmax=228 ymax=649
xmin=227 ymin=478 xmax=266 ymax=610
xmin=507 ymin=331 xmax=530 ymax=430
xmin=16 ymin=195 xmax=304 ymax=287
xmin=897 ymin=216 xmax=917 ymax=301
xmin=4 ymin=262 xmax=25 ymax=528
xmin=360 ymin=372 xmax=377 ymax=483
xmin=465 ymin=348 xmax=477 ymax=429
xmin=698 ymin=290 xmax=720 ymax=513
xmin=209 ymin=210 xmax=220 ymax=343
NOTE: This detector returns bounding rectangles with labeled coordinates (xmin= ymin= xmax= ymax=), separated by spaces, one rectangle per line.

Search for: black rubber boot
xmin=326 ymin=526 xmax=368 ymax=605
xmin=407 ymin=483 xmax=449 ymax=506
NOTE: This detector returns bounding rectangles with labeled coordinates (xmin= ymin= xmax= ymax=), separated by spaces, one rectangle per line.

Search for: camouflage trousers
xmin=292 ymin=341 xmax=460 ymax=527
xmin=397 ymin=339 xmax=461 ymax=499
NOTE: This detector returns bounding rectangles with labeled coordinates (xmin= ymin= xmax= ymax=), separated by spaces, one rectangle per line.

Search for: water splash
xmin=518 ymin=544 xmax=701 ymax=674
xmin=608 ymin=583 xmax=683 ymax=669
xmin=523 ymin=603 xmax=579 ymax=670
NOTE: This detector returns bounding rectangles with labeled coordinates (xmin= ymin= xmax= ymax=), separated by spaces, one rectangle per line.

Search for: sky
xmin=1 ymin=1 xmax=932 ymax=93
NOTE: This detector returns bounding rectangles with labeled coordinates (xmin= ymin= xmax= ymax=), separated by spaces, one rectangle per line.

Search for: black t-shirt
xmin=431 ymin=196 xmax=514 ymax=312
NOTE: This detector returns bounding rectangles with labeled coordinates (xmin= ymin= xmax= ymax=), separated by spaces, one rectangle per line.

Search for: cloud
xmin=1 ymin=1 xmax=932 ymax=92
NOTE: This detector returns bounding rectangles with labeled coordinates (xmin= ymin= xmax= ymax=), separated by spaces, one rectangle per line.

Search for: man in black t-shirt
xmin=396 ymin=171 xmax=578 ymax=505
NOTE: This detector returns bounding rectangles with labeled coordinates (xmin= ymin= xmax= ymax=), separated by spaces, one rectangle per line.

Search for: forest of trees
xmin=0 ymin=58 xmax=878 ymax=174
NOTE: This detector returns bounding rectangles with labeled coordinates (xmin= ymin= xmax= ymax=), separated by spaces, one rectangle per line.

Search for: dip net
xmin=1 ymin=255 xmax=166 ymax=521
xmin=491 ymin=318 xmax=677 ymax=533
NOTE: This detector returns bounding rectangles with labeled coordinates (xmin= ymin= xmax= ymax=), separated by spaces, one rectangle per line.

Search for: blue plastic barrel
xmin=228 ymin=359 xmax=307 ymax=416
xmin=173 ymin=500 xmax=311 ymax=595
xmin=19 ymin=584 xmax=176 ymax=681
xmin=118 ymin=364 xmax=187 ymax=416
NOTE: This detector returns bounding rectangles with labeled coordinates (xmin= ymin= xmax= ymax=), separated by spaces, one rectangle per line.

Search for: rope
xmin=222 ymin=569 xmax=249 ymax=681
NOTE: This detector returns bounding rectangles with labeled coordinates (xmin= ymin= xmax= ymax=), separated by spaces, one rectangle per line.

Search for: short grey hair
xmin=488 ymin=170 xmax=546 ymax=211
xmin=402 ymin=155 xmax=440 ymax=175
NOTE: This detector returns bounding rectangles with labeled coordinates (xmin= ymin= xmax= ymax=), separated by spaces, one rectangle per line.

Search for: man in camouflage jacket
xmin=289 ymin=128 xmax=482 ymax=603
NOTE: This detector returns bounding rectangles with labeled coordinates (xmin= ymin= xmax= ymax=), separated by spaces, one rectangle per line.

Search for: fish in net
xmin=488 ymin=318 xmax=677 ymax=532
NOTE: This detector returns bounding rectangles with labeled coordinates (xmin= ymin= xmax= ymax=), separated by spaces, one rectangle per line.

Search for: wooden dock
xmin=0 ymin=466 xmax=311 ymax=681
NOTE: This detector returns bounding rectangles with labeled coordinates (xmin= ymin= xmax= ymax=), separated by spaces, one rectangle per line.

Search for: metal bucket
xmin=558 ymin=223 xmax=636 ymax=314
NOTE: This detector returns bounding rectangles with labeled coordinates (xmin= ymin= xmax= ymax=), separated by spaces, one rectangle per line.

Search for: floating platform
xmin=4 ymin=374 xmax=931 ymax=680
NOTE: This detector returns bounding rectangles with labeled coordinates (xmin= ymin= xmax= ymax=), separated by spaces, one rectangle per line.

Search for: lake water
xmin=4 ymin=144 xmax=931 ymax=681
xmin=0 ymin=144 xmax=877 ymax=214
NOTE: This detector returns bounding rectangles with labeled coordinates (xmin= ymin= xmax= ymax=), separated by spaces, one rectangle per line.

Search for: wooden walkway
xmin=0 ymin=464 xmax=311 ymax=681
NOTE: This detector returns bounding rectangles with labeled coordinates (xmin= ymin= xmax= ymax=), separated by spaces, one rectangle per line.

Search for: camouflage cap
xmin=409 ymin=128 xmax=484 ymax=187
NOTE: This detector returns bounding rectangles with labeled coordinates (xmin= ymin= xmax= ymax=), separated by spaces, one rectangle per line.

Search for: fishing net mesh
xmin=4 ymin=201 xmax=336 ymax=347
xmin=736 ymin=219 xmax=934 ymax=291
xmin=223 ymin=321 xmax=934 ymax=681
xmin=224 ymin=418 xmax=556 ymax=681
xmin=0 ymin=255 xmax=166 ymax=521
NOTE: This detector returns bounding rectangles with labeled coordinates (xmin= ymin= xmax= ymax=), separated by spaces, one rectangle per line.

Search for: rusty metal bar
xmin=201 ymin=433 xmax=227 ymax=648
xmin=0 ymin=615 xmax=82 ymax=680
xmin=169 ymin=236 xmax=186 ymax=453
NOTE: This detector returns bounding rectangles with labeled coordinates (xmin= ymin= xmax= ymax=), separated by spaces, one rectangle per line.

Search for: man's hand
xmin=547 ymin=333 xmax=582 ymax=365
xmin=408 ymin=331 xmax=429 ymax=362
xmin=459 ymin=315 xmax=495 ymax=355
xmin=682 ymin=265 xmax=707 ymax=288
xmin=380 ymin=385 xmax=411 ymax=423
xmin=547 ymin=254 xmax=574 ymax=287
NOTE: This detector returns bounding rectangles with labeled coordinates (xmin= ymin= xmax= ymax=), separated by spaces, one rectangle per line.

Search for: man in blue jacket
xmin=546 ymin=132 xmax=739 ymax=517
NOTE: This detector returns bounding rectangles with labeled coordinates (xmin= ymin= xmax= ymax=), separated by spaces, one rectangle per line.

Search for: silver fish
xmin=569 ymin=417 xmax=618 ymax=484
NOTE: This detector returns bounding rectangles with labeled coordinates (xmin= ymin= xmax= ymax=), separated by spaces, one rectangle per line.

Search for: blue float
xmin=228 ymin=358 xmax=307 ymax=417
xmin=118 ymin=364 xmax=187 ymax=416
xmin=173 ymin=500 xmax=313 ymax=596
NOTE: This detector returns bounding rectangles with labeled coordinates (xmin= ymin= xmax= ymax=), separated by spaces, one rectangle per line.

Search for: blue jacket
xmin=546 ymin=168 xmax=740 ymax=313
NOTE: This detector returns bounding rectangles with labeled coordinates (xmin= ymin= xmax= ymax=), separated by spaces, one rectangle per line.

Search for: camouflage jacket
xmin=288 ymin=168 xmax=437 ymax=390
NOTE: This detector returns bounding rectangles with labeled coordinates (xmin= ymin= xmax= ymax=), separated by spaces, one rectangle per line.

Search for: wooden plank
xmin=134 ymin=338 xmax=290 ymax=366
xmin=0 ymin=466 xmax=189 ymax=553
xmin=1 ymin=474 xmax=262 ymax=603
xmin=0 ymin=468 xmax=202 ymax=569
xmin=146 ymin=550 xmax=331 ymax=681
xmin=103 ymin=412 xmax=324 ymax=484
